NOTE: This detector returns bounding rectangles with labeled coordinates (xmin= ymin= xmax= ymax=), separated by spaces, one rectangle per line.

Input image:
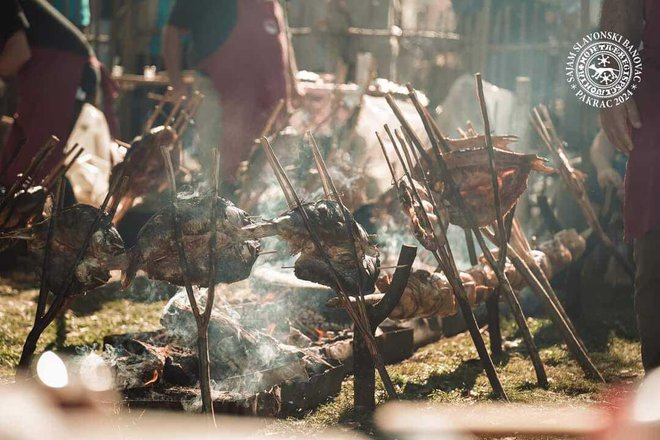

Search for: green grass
xmin=281 ymin=322 xmax=641 ymax=434
xmin=0 ymin=274 xmax=644 ymax=436
xmin=0 ymin=279 xmax=165 ymax=382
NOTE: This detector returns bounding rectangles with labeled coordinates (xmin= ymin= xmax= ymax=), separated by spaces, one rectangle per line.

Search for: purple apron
xmin=625 ymin=1 xmax=660 ymax=240
xmin=199 ymin=0 xmax=290 ymax=183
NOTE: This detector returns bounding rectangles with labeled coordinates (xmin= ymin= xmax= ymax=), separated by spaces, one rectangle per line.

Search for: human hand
xmin=600 ymin=99 xmax=641 ymax=154
xmin=597 ymin=167 xmax=623 ymax=191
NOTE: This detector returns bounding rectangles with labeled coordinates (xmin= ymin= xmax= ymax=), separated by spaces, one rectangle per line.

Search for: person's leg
xmin=633 ymin=230 xmax=660 ymax=371
xmin=192 ymin=73 xmax=222 ymax=177
xmin=218 ymin=93 xmax=256 ymax=201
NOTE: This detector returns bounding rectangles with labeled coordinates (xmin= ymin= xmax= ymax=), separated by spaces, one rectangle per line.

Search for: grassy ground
xmin=0 ymin=275 xmax=167 ymax=382
xmin=279 ymin=320 xmax=641 ymax=436
xmin=0 ymin=270 xmax=643 ymax=436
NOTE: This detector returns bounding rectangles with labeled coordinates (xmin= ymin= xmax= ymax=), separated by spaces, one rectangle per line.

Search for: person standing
xmin=51 ymin=0 xmax=91 ymax=31
xmin=0 ymin=0 xmax=108 ymax=188
xmin=600 ymin=0 xmax=660 ymax=372
xmin=163 ymin=0 xmax=292 ymax=198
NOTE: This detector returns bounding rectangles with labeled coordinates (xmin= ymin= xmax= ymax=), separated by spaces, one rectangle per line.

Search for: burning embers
xmin=103 ymin=289 xmax=343 ymax=415
xmin=160 ymin=291 xmax=309 ymax=388
xmin=122 ymin=190 xmax=261 ymax=288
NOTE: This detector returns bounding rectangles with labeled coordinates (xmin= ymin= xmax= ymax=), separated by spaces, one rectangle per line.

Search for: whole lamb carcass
xmin=110 ymin=125 xmax=179 ymax=220
xmin=416 ymin=145 xmax=553 ymax=227
xmin=244 ymin=199 xmax=380 ymax=295
xmin=122 ymin=191 xmax=261 ymax=288
xmin=3 ymin=204 xmax=126 ymax=295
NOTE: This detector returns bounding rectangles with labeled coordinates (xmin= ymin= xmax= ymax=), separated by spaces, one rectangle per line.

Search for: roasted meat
xmin=417 ymin=146 xmax=553 ymax=227
xmin=0 ymin=186 xmax=47 ymax=230
xmin=9 ymin=204 xmax=126 ymax=295
xmin=444 ymin=134 xmax=519 ymax=152
xmin=374 ymin=229 xmax=586 ymax=320
xmin=244 ymin=199 xmax=380 ymax=294
xmin=397 ymin=176 xmax=448 ymax=250
xmin=110 ymin=126 xmax=179 ymax=219
xmin=123 ymin=191 xmax=260 ymax=288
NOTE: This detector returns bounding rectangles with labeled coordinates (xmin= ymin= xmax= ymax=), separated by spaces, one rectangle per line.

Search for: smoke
xmin=375 ymin=215 xmax=472 ymax=270
xmin=158 ymin=288 xmax=311 ymax=394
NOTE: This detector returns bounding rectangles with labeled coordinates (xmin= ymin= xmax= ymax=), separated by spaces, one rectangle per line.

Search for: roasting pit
xmin=97 ymin=266 xmax=445 ymax=417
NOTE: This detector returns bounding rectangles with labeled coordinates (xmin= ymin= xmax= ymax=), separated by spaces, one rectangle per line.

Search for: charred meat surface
xmin=444 ymin=134 xmax=519 ymax=151
xmin=110 ymin=126 xmax=179 ymax=208
xmin=397 ymin=177 xmax=448 ymax=250
xmin=373 ymin=229 xmax=586 ymax=320
xmin=417 ymin=146 xmax=553 ymax=227
xmin=245 ymin=199 xmax=380 ymax=294
xmin=25 ymin=204 xmax=125 ymax=295
xmin=0 ymin=186 xmax=47 ymax=231
xmin=123 ymin=192 xmax=260 ymax=288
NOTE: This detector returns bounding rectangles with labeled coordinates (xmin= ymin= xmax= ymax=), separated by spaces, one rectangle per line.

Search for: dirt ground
xmin=0 ymin=266 xmax=643 ymax=436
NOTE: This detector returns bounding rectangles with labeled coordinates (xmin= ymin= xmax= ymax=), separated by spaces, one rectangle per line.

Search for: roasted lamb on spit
xmin=373 ymin=229 xmax=586 ymax=320
xmin=245 ymin=198 xmax=380 ymax=294
xmin=0 ymin=140 xmax=83 ymax=234
xmin=244 ymin=135 xmax=380 ymax=295
xmin=4 ymin=204 xmax=125 ymax=295
xmin=110 ymin=93 xmax=203 ymax=221
xmin=122 ymin=190 xmax=261 ymax=288
xmin=415 ymin=141 xmax=553 ymax=227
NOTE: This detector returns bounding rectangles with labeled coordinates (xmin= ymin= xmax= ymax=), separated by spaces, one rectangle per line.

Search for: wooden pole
xmin=161 ymin=147 xmax=215 ymax=420
xmin=354 ymin=245 xmax=416 ymax=410
xmin=393 ymin=86 xmax=547 ymax=388
xmin=466 ymin=228 xmax=503 ymax=357
xmin=482 ymin=228 xmax=604 ymax=382
xmin=378 ymin=122 xmax=508 ymax=400
xmin=260 ymin=136 xmax=399 ymax=403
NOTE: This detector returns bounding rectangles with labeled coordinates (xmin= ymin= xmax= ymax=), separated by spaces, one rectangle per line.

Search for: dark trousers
xmin=634 ymin=230 xmax=660 ymax=371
